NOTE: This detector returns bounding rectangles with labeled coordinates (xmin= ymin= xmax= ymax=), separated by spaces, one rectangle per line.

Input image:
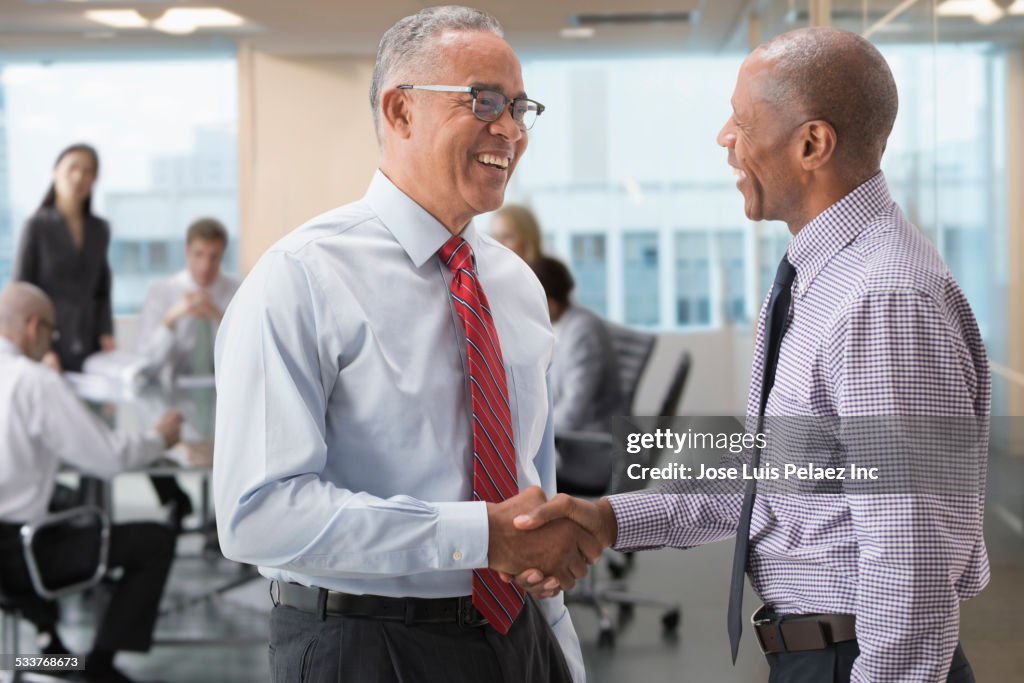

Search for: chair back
xmin=657 ymin=350 xmax=692 ymax=418
xmin=605 ymin=323 xmax=656 ymax=413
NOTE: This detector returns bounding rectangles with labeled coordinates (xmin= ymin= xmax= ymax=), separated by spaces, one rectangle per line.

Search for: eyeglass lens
xmin=473 ymin=90 xmax=539 ymax=130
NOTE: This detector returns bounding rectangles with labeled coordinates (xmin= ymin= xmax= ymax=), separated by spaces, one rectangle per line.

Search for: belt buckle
xmin=753 ymin=621 xmax=783 ymax=654
xmin=457 ymin=597 xmax=487 ymax=627
xmin=751 ymin=607 xmax=782 ymax=654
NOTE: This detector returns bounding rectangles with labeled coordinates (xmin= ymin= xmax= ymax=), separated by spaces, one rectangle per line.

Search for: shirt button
xmin=452 ymin=550 xmax=463 ymax=561
xmin=799 ymin=282 xmax=808 ymax=294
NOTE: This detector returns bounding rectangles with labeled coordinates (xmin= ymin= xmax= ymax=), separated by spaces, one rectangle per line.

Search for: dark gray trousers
xmin=766 ymin=641 xmax=974 ymax=682
xmin=268 ymin=595 xmax=573 ymax=683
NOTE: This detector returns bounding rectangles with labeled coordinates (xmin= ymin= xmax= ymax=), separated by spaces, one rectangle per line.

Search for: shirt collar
xmin=363 ymin=169 xmax=480 ymax=268
xmin=177 ymin=268 xmax=224 ymax=290
xmin=787 ymin=171 xmax=893 ymax=292
xmin=0 ymin=337 xmax=23 ymax=358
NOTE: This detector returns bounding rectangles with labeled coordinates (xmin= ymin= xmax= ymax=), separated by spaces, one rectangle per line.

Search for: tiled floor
xmin=7 ymin=452 xmax=1023 ymax=683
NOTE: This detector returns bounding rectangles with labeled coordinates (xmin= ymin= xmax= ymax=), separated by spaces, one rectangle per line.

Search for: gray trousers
xmin=766 ymin=641 xmax=974 ymax=682
xmin=268 ymin=595 xmax=573 ymax=683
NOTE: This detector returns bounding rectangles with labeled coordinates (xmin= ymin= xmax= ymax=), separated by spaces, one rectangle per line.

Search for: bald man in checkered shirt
xmin=513 ymin=27 xmax=988 ymax=683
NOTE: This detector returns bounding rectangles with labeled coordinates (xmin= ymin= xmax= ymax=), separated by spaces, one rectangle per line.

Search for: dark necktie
xmin=727 ymin=254 xmax=796 ymax=662
xmin=439 ymin=235 xmax=524 ymax=635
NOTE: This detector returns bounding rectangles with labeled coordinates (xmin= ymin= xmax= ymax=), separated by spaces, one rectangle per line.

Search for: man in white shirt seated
xmin=136 ymin=217 xmax=239 ymax=529
xmin=0 ymin=282 xmax=183 ymax=683
xmin=137 ymin=217 xmax=239 ymax=379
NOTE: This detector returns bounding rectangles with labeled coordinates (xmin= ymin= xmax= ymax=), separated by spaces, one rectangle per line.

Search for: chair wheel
xmin=661 ymin=609 xmax=680 ymax=633
xmin=598 ymin=627 xmax=616 ymax=648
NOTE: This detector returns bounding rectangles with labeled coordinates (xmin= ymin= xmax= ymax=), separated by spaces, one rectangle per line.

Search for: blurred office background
xmin=2 ymin=0 xmax=1022 ymax=415
xmin=1 ymin=1 xmax=1022 ymax=680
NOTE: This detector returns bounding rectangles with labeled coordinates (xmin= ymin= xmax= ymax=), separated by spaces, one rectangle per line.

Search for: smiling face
xmin=385 ymin=30 xmax=529 ymax=231
xmin=716 ymin=55 xmax=806 ymax=228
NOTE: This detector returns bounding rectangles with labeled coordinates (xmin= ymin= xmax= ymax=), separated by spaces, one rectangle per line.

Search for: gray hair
xmin=755 ymin=27 xmax=898 ymax=179
xmin=370 ymin=5 xmax=504 ymax=141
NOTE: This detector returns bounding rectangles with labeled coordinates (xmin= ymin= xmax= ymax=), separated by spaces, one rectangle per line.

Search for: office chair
xmin=555 ymin=326 xmax=693 ymax=647
xmin=0 ymin=506 xmax=110 ymax=683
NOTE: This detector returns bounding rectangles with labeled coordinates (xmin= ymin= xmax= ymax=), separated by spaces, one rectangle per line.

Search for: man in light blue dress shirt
xmin=213 ymin=6 xmax=598 ymax=682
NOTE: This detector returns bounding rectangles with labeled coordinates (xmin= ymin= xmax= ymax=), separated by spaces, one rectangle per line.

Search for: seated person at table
xmin=137 ymin=217 xmax=239 ymax=378
xmin=530 ymin=257 xmax=625 ymax=492
xmin=136 ymin=217 xmax=238 ymax=528
xmin=0 ymin=282 xmax=181 ymax=683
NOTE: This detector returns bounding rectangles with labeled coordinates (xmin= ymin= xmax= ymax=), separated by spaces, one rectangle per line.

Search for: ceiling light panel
xmin=84 ymin=9 xmax=148 ymax=28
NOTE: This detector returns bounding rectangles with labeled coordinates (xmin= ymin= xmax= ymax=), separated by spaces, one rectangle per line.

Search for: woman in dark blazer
xmin=15 ymin=143 xmax=116 ymax=372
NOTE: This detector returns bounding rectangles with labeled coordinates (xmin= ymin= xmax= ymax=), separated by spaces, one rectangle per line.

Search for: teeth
xmin=732 ymin=167 xmax=747 ymax=180
xmin=477 ymin=153 xmax=509 ymax=169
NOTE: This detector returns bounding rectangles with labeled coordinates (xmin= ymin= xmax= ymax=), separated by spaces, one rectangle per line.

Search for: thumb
xmin=513 ymin=493 xmax=572 ymax=530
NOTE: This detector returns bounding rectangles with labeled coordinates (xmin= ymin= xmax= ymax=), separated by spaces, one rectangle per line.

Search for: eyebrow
xmin=470 ymin=82 xmax=528 ymax=100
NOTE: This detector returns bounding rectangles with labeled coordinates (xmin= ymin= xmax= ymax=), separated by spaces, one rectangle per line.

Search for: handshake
xmin=486 ymin=486 xmax=619 ymax=599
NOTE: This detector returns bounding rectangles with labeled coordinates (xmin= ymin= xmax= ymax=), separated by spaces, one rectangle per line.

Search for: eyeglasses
xmin=397 ymin=85 xmax=545 ymax=131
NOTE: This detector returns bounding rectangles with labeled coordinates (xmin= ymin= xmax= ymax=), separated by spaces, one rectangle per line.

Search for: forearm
xmin=608 ymin=477 xmax=742 ymax=551
xmin=52 ymin=408 xmax=165 ymax=476
xmin=215 ymin=475 xmax=489 ymax=579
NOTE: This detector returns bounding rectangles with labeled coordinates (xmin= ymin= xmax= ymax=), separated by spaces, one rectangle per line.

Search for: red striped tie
xmin=440 ymin=235 xmax=524 ymax=634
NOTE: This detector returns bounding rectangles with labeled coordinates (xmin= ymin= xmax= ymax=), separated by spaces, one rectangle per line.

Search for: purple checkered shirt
xmin=608 ymin=172 xmax=990 ymax=682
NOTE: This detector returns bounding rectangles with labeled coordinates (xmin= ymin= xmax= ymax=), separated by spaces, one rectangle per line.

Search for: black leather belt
xmin=752 ymin=605 xmax=856 ymax=654
xmin=272 ymin=581 xmax=489 ymax=627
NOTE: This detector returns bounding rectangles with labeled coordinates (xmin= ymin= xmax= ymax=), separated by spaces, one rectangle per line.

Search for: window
xmin=0 ymin=58 xmax=237 ymax=314
xmin=570 ymin=234 xmax=608 ymax=316
xmin=675 ymin=233 xmax=710 ymax=326
xmin=497 ymin=46 xmax=1006 ymax=337
xmin=623 ymin=232 xmax=659 ymax=326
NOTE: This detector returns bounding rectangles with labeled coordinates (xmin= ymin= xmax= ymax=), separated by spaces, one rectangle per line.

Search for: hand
xmin=502 ymin=495 xmax=620 ymax=595
xmin=41 ymin=351 xmax=62 ymax=373
xmin=498 ymin=568 xmax=562 ymax=599
xmin=99 ymin=334 xmax=116 ymax=352
xmin=487 ymin=486 xmax=604 ymax=591
xmin=163 ymin=295 xmax=194 ymax=329
xmin=189 ymin=290 xmax=223 ymax=321
xmin=154 ymin=410 xmax=184 ymax=448
xmin=514 ymin=494 xmax=618 ymax=548
xmin=164 ymin=291 xmax=221 ymax=328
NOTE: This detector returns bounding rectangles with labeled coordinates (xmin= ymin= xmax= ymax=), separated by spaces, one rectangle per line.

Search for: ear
xmin=381 ymin=88 xmax=414 ymax=140
xmin=798 ymin=120 xmax=837 ymax=171
xmin=25 ymin=315 xmax=41 ymax=343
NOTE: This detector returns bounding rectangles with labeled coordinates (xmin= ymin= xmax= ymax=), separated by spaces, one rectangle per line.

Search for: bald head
xmin=0 ymin=283 xmax=56 ymax=359
xmin=752 ymin=27 xmax=898 ymax=180
xmin=0 ymin=282 xmax=52 ymax=328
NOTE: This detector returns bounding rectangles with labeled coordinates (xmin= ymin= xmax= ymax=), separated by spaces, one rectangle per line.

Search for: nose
xmin=716 ymin=116 xmax=736 ymax=148
xmin=488 ymin=104 xmax=524 ymax=143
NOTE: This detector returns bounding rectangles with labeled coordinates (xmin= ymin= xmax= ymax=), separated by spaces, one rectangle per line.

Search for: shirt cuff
xmin=435 ymin=501 xmax=488 ymax=570
xmin=607 ymin=492 xmax=671 ymax=551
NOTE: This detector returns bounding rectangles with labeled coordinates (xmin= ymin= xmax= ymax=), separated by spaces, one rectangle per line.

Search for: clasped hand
xmin=487 ymin=486 xmax=617 ymax=597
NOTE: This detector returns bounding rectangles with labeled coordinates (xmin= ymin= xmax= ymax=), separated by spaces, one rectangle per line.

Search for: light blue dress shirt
xmin=213 ymin=170 xmax=584 ymax=680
